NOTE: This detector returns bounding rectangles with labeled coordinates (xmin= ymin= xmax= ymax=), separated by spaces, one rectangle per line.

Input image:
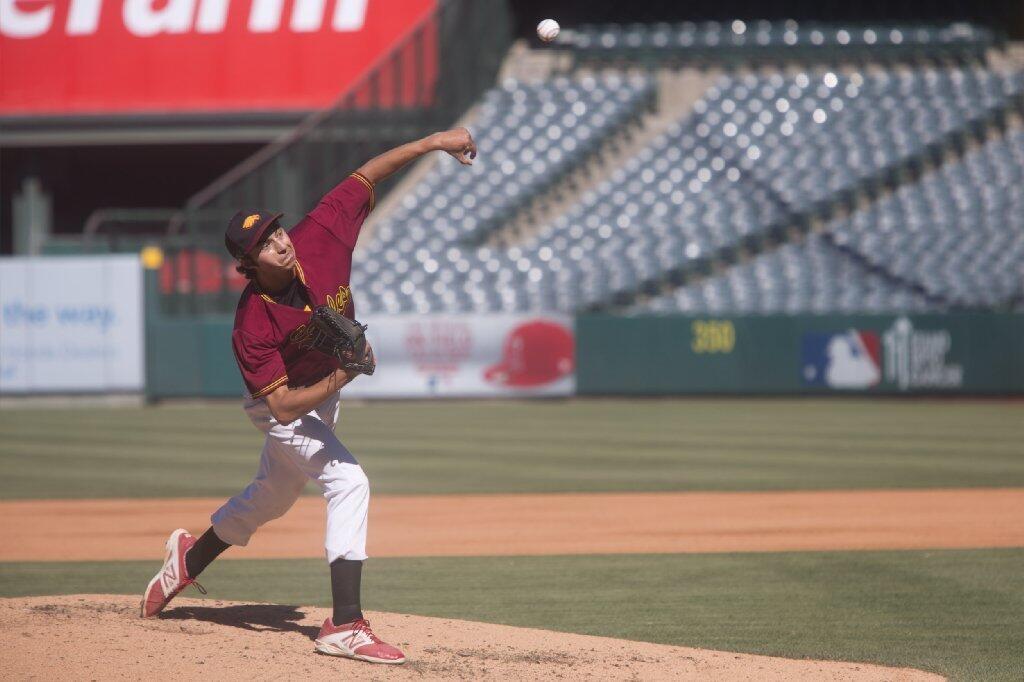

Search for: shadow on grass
xmin=161 ymin=603 xmax=320 ymax=640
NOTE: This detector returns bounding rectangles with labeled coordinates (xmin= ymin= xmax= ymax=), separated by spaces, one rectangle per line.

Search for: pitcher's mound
xmin=1 ymin=595 xmax=940 ymax=681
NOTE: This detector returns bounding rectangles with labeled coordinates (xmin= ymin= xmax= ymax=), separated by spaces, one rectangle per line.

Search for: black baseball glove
xmin=307 ymin=305 xmax=376 ymax=376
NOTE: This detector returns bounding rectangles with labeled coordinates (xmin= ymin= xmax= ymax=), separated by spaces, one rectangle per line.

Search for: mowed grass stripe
xmin=4 ymin=428 xmax=1018 ymax=468
xmin=1 ymin=399 xmax=1021 ymax=499
xmin=2 ymin=548 xmax=1021 ymax=680
xmin=143 ymin=399 xmax=1011 ymax=435
xmin=344 ymin=426 xmax=1022 ymax=452
xmin=16 ymin=401 xmax=1010 ymax=448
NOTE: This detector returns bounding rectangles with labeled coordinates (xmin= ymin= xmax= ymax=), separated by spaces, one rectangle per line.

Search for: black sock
xmin=330 ymin=558 xmax=363 ymax=625
xmin=185 ymin=527 xmax=230 ymax=579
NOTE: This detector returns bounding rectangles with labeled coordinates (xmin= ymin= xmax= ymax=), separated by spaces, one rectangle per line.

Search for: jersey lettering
xmin=325 ymin=285 xmax=352 ymax=314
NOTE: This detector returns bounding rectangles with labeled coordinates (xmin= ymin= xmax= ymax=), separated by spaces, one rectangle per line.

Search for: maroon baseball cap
xmin=224 ymin=210 xmax=283 ymax=259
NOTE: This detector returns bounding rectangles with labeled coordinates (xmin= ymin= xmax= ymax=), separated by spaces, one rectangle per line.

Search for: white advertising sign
xmin=342 ymin=314 xmax=575 ymax=398
xmin=0 ymin=255 xmax=144 ymax=393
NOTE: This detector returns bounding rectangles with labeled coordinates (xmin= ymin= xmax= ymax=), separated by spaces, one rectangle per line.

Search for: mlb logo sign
xmin=801 ymin=330 xmax=882 ymax=389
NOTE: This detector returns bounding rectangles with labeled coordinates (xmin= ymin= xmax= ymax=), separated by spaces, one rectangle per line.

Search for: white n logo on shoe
xmin=159 ymin=561 xmax=178 ymax=596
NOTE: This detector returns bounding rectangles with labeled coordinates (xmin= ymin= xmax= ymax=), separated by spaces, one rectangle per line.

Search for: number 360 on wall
xmin=691 ymin=320 xmax=736 ymax=354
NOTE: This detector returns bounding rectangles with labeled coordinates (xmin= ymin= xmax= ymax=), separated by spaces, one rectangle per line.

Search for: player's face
xmin=253 ymin=225 xmax=295 ymax=272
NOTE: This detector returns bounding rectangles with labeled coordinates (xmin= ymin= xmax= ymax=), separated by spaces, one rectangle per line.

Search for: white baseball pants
xmin=210 ymin=391 xmax=369 ymax=563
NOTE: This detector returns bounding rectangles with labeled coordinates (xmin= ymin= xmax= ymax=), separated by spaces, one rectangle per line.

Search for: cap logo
xmin=242 ymin=214 xmax=260 ymax=229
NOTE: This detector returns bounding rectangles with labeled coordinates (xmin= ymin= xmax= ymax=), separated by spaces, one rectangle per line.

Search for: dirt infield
xmin=0 ymin=595 xmax=942 ymax=681
xmin=2 ymin=488 xmax=1022 ymax=562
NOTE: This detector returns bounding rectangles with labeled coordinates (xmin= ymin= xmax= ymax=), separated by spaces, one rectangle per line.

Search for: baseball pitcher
xmin=140 ymin=128 xmax=478 ymax=665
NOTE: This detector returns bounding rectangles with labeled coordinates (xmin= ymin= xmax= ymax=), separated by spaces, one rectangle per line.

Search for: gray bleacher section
xmin=501 ymin=67 xmax=1020 ymax=312
xmin=635 ymin=234 xmax=934 ymax=314
xmin=693 ymin=67 xmax=1017 ymax=212
xmin=636 ymin=127 xmax=1024 ymax=316
xmin=491 ymin=146 xmax=788 ymax=311
xmin=828 ymin=130 xmax=1024 ymax=308
xmin=355 ymin=64 xmax=1022 ymax=315
xmin=354 ymin=73 xmax=654 ymax=314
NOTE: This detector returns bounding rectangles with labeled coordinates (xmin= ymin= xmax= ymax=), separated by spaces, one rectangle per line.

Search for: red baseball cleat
xmin=140 ymin=528 xmax=205 ymax=618
xmin=314 ymin=617 xmax=406 ymax=664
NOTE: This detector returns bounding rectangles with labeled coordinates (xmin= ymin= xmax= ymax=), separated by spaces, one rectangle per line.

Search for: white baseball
xmin=537 ymin=19 xmax=560 ymax=43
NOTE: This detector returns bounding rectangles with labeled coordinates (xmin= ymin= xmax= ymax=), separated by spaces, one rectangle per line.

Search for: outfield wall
xmin=147 ymin=315 xmax=239 ymax=398
xmin=577 ymin=314 xmax=1024 ymax=395
xmin=145 ymin=311 xmax=1024 ymax=399
xmin=146 ymin=313 xmax=576 ymax=399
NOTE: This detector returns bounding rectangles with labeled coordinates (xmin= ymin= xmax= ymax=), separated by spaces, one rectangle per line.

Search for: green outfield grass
xmin=3 ymin=399 xmax=1022 ymax=679
xmin=2 ymin=549 xmax=1022 ymax=681
xmin=0 ymin=399 xmax=1021 ymax=499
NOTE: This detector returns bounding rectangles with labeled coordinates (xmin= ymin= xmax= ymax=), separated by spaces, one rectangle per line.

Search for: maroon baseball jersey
xmin=232 ymin=172 xmax=375 ymax=398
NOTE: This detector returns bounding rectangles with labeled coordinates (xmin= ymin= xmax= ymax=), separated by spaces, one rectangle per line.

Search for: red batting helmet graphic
xmin=484 ymin=320 xmax=575 ymax=388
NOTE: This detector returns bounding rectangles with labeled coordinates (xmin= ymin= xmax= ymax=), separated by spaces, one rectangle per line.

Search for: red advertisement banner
xmin=0 ymin=0 xmax=436 ymax=115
